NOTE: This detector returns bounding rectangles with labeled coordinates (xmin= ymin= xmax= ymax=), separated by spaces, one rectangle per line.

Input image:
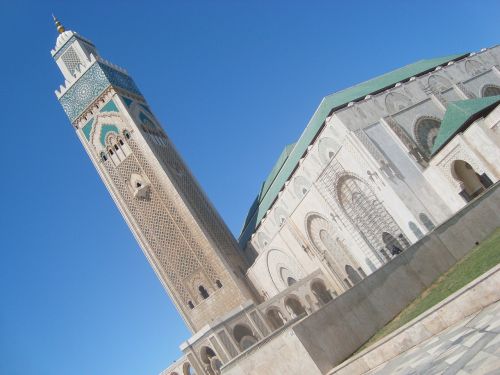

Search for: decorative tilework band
xmin=59 ymin=62 xmax=142 ymax=123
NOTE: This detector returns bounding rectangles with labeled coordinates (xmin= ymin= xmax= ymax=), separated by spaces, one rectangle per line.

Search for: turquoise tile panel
xmin=100 ymin=99 xmax=119 ymax=113
xmin=82 ymin=118 xmax=94 ymax=141
xmin=100 ymin=124 xmax=119 ymax=146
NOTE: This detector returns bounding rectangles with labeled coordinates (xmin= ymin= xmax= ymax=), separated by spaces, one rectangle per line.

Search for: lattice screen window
xmin=61 ymin=46 xmax=81 ymax=75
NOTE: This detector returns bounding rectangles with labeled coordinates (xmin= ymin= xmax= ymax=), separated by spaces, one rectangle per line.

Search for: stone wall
xmin=222 ymin=182 xmax=500 ymax=375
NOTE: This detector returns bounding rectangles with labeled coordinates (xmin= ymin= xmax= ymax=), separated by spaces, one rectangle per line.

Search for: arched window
xmin=266 ymin=308 xmax=286 ymax=330
xmin=428 ymin=75 xmax=452 ymax=92
xmin=123 ymin=130 xmax=131 ymax=139
xmin=199 ymin=285 xmax=209 ymax=299
xmin=385 ymin=92 xmax=412 ymax=113
xmin=418 ymin=213 xmax=435 ymax=231
xmin=414 ymin=117 xmax=440 ymax=156
xmin=481 ymin=85 xmax=500 ymax=97
xmin=311 ymin=280 xmax=333 ymax=305
xmin=199 ymin=346 xmax=219 ymax=375
xmin=188 ymin=301 xmax=194 ymax=309
xmin=382 ymin=232 xmax=404 ymax=256
xmin=409 ymin=221 xmax=424 ymax=239
xmin=345 ymin=265 xmax=362 ymax=285
xmin=293 ymin=176 xmax=311 ymax=199
xmin=337 ymin=175 xmax=404 ymax=263
xmin=215 ymin=280 xmax=222 ymax=288
xmin=182 ymin=363 xmax=196 ymax=375
xmin=100 ymin=152 xmax=107 ymax=162
xmin=284 ymin=296 xmax=306 ymax=318
xmin=233 ymin=324 xmax=258 ymax=350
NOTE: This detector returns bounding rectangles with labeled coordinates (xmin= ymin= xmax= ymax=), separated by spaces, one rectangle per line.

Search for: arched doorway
xmin=182 ymin=363 xmax=196 ymax=375
xmin=266 ymin=308 xmax=286 ymax=330
xmin=233 ymin=324 xmax=258 ymax=351
xmin=382 ymin=232 xmax=404 ymax=256
xmin=306 ymin=213 xmax=363 ymax=289
xmin=311 ymin=280 xmax=333 ymax=305
xmin=284 ymin=296 xmax=306 ymax=318
xmin=337 ymin=175 xmax=406 ymax=262
xmin=452 ymin=160 xmax=492 ymax=201
xmin=199 ymin=346 xmax=220 ymax=375
xmin=345 ymin=265 xmax=362 ymax=285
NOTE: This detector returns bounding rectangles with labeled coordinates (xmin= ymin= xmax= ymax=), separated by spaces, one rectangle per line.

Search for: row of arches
xmin=101 ymin=130 xmax=132 ymax=164
xmin=174 ymin=323 xmax=261 ymax=375
xmin=264 ymin=279 xmax=333 ymax=330
xmin=261 ymin=174 xmax=406 ymax=297
xmin=187 ymin=281 xmax=223 ymax=309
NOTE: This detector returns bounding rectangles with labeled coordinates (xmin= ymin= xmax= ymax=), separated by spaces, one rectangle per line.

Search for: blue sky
xmin=0 ymin=1 xmax=498 ymax=374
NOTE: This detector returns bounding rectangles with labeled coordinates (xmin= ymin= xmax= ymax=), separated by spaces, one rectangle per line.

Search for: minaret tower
xmin=51 ymin=18 xmax=256 ymax=332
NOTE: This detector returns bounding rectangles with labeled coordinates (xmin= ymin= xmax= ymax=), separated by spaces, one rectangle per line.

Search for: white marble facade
xmin=51 ymin=21 xmax=500 ymax=375
xmin=243 ymin=46 xmax=500 ymax=302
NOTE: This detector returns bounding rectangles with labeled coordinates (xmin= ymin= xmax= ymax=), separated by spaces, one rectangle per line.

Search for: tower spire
xmin=52 ymin=14 xmax=65 ymax=34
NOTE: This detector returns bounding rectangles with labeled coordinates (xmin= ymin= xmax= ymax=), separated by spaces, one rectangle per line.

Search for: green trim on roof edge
xmin=431 ymin=95 xmax=500 ymax=155
xmin=238 ymin=52 xmax=469 ymax=247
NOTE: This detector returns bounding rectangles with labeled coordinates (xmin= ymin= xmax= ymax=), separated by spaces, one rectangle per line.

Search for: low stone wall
xmin=222 ymin=183 xmax=500 ymax=375
xmin=329 ymin=263 xmax=500 ymax=374
xmin=221 ymin=322 xmax=323 ymax=375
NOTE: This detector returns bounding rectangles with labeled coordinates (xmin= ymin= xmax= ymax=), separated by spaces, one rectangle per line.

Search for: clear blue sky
xmin=0 ymin=1 xmax=498 ymax=374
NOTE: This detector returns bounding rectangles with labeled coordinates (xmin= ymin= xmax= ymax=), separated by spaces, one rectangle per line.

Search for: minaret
xmin=51 ymin=18 xmax=256 ymax=332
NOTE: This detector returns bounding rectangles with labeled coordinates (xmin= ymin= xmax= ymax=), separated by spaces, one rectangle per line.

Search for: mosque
xmin=51 ymin=16 xmax=500 ymax=375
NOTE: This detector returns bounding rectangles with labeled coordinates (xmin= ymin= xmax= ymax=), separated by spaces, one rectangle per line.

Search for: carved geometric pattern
xmin=60 ymin=63 xmax=109 ymax=122
xmin=142 ymin=132 xmax=245 ymax=272
xmin=428 ymin=74 xmax=452 ymax=93
xmin=53 ymin=35 xmax=77 ymax=60
xmin=61 ymin=46 xmax=81 ymax=75
xmin=218 ymin=330 xmax=239 ymax=358
xmin=316 ymin=160 xmax=385 ymax=268
xmin=293 ymin=175 xmax=311 ymax=199
xmin=413 ymin=117 xmax=441 ymax=157
xmin=465 ymin=59 xmax=485 ymax=76
xmin=336 ymin=174 xmax=405 ymax=255
xmin=100 ymin=63 xmax=141 ymax=96
xmin=354 ymin=130 xmax=386 ymax=164
xmin=103 ymin=139 xmax=222 ymax=305
xmin=384 ymin=116 xmax=428 ymax=166
xmin=385 ymin=92 xmax=412 ymax=113
xmin=59 ymin=62 xmax=142 ymax=122
xmin=305 ymin=213 xmax=358 ymax=284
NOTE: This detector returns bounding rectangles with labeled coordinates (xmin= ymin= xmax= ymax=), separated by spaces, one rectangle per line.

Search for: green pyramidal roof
xmin=239 ymin=52 xmax=468 ymax=247
xmin=432 ymin=95 xmax=500 ymax=155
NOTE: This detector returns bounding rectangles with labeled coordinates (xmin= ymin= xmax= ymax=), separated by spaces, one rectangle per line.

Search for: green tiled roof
xmin=431 ymin=95 xmax=500 ymax=155
xmin=260 ymin=143 xmax=296 ymax=199
xmin=238 ymin=52 xmax=468 ymax=247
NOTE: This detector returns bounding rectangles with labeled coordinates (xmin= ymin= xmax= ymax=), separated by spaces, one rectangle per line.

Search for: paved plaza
xmin=366 ymin=299 xmax=500 ymax=374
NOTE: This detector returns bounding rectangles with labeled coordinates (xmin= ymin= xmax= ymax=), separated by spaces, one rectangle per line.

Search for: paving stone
xmin=367 ymin=300 xmax=500 ymax=374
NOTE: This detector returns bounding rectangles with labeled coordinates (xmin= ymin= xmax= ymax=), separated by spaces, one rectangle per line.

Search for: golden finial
xmin=52 ymin=14 xmax=65 ymax=34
